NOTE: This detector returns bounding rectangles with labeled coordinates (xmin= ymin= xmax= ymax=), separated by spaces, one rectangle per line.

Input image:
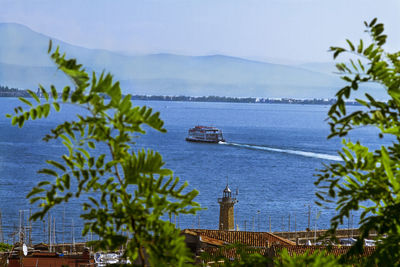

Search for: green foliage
xmin=8 ymin=42 xmax=200 ymax=266
xmin=315 ymin=18 xmax=400 ymax=265
xmin=0 ymin=242 xmax=12 ymax=252
xmin=275 ymin=249 xmax=347 ymax=267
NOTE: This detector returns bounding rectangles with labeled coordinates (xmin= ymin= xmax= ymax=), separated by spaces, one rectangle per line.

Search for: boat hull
xmin=185 ymin=137 xmax=224 ymax=143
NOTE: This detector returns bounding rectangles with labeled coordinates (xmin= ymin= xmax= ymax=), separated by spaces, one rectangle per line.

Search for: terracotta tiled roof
xmin=201 ymin=246 xmax=269 ymax=262
xmin=201 ymin=245 xmax=376 ymax=262
xmin=184 ymin=229 xmax=296 ymax=247
xmin=272 ymin=245 xmax=376 ymax=257
xmin=30 ymin=252 xmax=58 ymax=257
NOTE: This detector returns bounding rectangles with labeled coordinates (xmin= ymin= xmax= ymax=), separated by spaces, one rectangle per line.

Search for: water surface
xmin=0 ymin=98 xmax=386 ymax=242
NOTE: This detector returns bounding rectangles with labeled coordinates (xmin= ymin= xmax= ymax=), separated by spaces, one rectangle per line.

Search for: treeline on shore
xmin=131 ymin=94 xmax=360 ymax=105
xmin=0 ymin=84 xmax=360 ymax=105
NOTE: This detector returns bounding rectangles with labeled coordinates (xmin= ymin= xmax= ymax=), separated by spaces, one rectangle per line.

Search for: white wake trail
xmin=219 ymin=142 xmax=343 ymax=161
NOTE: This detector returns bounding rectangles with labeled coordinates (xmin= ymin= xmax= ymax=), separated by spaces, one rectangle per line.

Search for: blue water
xmin=0 ymin=98 xmax=387 ymax=243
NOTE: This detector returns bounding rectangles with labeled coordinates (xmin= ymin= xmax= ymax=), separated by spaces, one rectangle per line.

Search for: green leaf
xmin=77 ymin=147 xmax=90 ymax=159
xmin=17 ymin=116 xmax=24 ymax=127
xmin=96 ymin=154 xmax=106 ymax=169
xmin=30 ymin=109 xmax=38 ymax=120
xmin=38 ymin=181 xmax=51 ymax=187
xmin=51 ymin=85 xmax=58 ymax=100
xmin=40 ymin=85 xmax=49 ymax=101
xmin=63 ymin=174 xmax=70 ymax=189
xmin=53 ymin=102 xmax=60 ymax=112
xmin=355 ymin=98 xmax=369 ymax=107
xmin=19 ymin=97 xmax=33 ymax=107
xmin=346 ymin=39 xmax=355 ymax=51
xmin=369 ymin=17 xmax=377 ymax=27
xmin=46 ymin=160 xmax=66 ymax=171
xmin=374 ymin=24 xmax=384 ymax=36
xmin=357 ymin=39 xmax=363 ymax=53
xmin=11 ymin=116 xmax=17 ymax=126
xmin=62 ymin=86 xmax=70 ymax=102
xmin=26 ymin=187 xmax=45 ymax=198
xmin=332 ymin=47 xmax=345 ymax=59
xmin=48 ymin=39 xmax=53 ymax=53
xmin=363 ymin=44 xmax=374 ymax=56
xmin=381 ymin=147 xmax=399 ymax=191
xmin=27 ymin=89 xmax=40 ymax=103
xmin=38 ymin=168 xmax=58 ymax=177
xmin=88 ymin=141 xmax=96 ymax=149
xmin=42 ymin=103 xmax=51 ymax=117
xmin=60 ymin=134 xmax=72 ymax=146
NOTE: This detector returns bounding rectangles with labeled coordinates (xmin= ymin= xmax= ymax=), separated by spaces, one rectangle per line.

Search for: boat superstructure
xmin=186 ymin=126 xmax=225 ymax=143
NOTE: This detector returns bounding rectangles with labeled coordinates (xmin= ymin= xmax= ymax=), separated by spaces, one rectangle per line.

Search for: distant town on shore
xmin=0 ymin=85 xmax=361 ymax=105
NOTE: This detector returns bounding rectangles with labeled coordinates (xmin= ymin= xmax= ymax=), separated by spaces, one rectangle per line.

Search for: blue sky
xmin=1 ymin=0 xmax=399 ymax=63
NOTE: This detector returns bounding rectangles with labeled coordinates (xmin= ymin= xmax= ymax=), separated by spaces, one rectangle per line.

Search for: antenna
xmin=0 ymin=209 xmax=3 ymax=243
xmin=19 ymin=210 xmax=22 ymax=244
xmin=19 ymin=209 xmax=29 ymax=245
xmin=29 ymin=209 xmax=32 ymax=246
xmin=63 ymin=205 xmax=65 ymax=252
xmin=48 ymin=214 xmax=51 ymax=251
xmin=72 ymin=218 xmax=75 ymax=253
xmin=294 ymin=213 xmax=297 ymax=241
xmin=269 ymin=216 xmax=271 ymax=233
xmin=43 ymin=220 xmax=46 ymax=244
xmin=53 ymin=217 xmax=56 ymax=249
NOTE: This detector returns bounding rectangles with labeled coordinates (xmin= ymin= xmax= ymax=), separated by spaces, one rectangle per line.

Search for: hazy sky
xmin=1 ymin=0 xmax=399 ymax=63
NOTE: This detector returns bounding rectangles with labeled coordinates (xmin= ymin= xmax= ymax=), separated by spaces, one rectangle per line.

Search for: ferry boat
xmin=185 ymin=126 xmax=225 ymax=143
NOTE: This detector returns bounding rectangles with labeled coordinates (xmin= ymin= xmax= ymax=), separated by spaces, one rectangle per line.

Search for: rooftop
xmin=183 ymin=229 xmax=296 ymax=247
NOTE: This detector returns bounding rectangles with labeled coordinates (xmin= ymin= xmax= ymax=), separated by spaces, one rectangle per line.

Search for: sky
xmin=1 ymin=0 xmax=399 ymax=63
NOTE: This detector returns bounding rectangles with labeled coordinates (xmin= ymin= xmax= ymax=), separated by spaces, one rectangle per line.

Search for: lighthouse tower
xmin=218 ymin=184 xmax=238 ymax=231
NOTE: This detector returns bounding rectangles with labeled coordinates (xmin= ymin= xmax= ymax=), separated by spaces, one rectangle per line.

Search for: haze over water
xmin=0 ymin=98 xmax=387 ymax=242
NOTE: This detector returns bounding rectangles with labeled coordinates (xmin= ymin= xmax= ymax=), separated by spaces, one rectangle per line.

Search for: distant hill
xmin=297 ymin=62 xmax=337 ymax=75
xmin=0 ymin=22 xmax=365 ymax=98
xmin=0 ymin=61 xmax=71 ymax=89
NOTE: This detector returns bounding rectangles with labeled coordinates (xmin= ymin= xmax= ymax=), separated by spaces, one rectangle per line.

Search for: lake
xmin=0 ymin=98 xmax=386 ymax=243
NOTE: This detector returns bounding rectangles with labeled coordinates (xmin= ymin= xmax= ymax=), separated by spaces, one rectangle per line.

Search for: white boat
xmin=185 ymin=126 xmax=225 ymax=143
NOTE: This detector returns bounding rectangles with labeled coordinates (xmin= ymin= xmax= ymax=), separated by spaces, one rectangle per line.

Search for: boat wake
xmin=219 ymin=142 xmax=343 ymax=161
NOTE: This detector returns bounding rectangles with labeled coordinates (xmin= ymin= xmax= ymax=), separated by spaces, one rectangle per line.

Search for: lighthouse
xmin=218 ymin=184 xmax=238 ymax=231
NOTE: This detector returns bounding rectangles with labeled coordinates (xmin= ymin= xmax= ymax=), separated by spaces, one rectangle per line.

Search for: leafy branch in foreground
xmin=315 ymin=18 xmax=400 ymax=265
xmin=7 ymin=41 xmax=200 ymax=266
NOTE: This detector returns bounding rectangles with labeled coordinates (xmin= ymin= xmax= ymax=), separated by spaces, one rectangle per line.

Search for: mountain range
xmin=0 ymin=22 xmax=361 ymax=98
